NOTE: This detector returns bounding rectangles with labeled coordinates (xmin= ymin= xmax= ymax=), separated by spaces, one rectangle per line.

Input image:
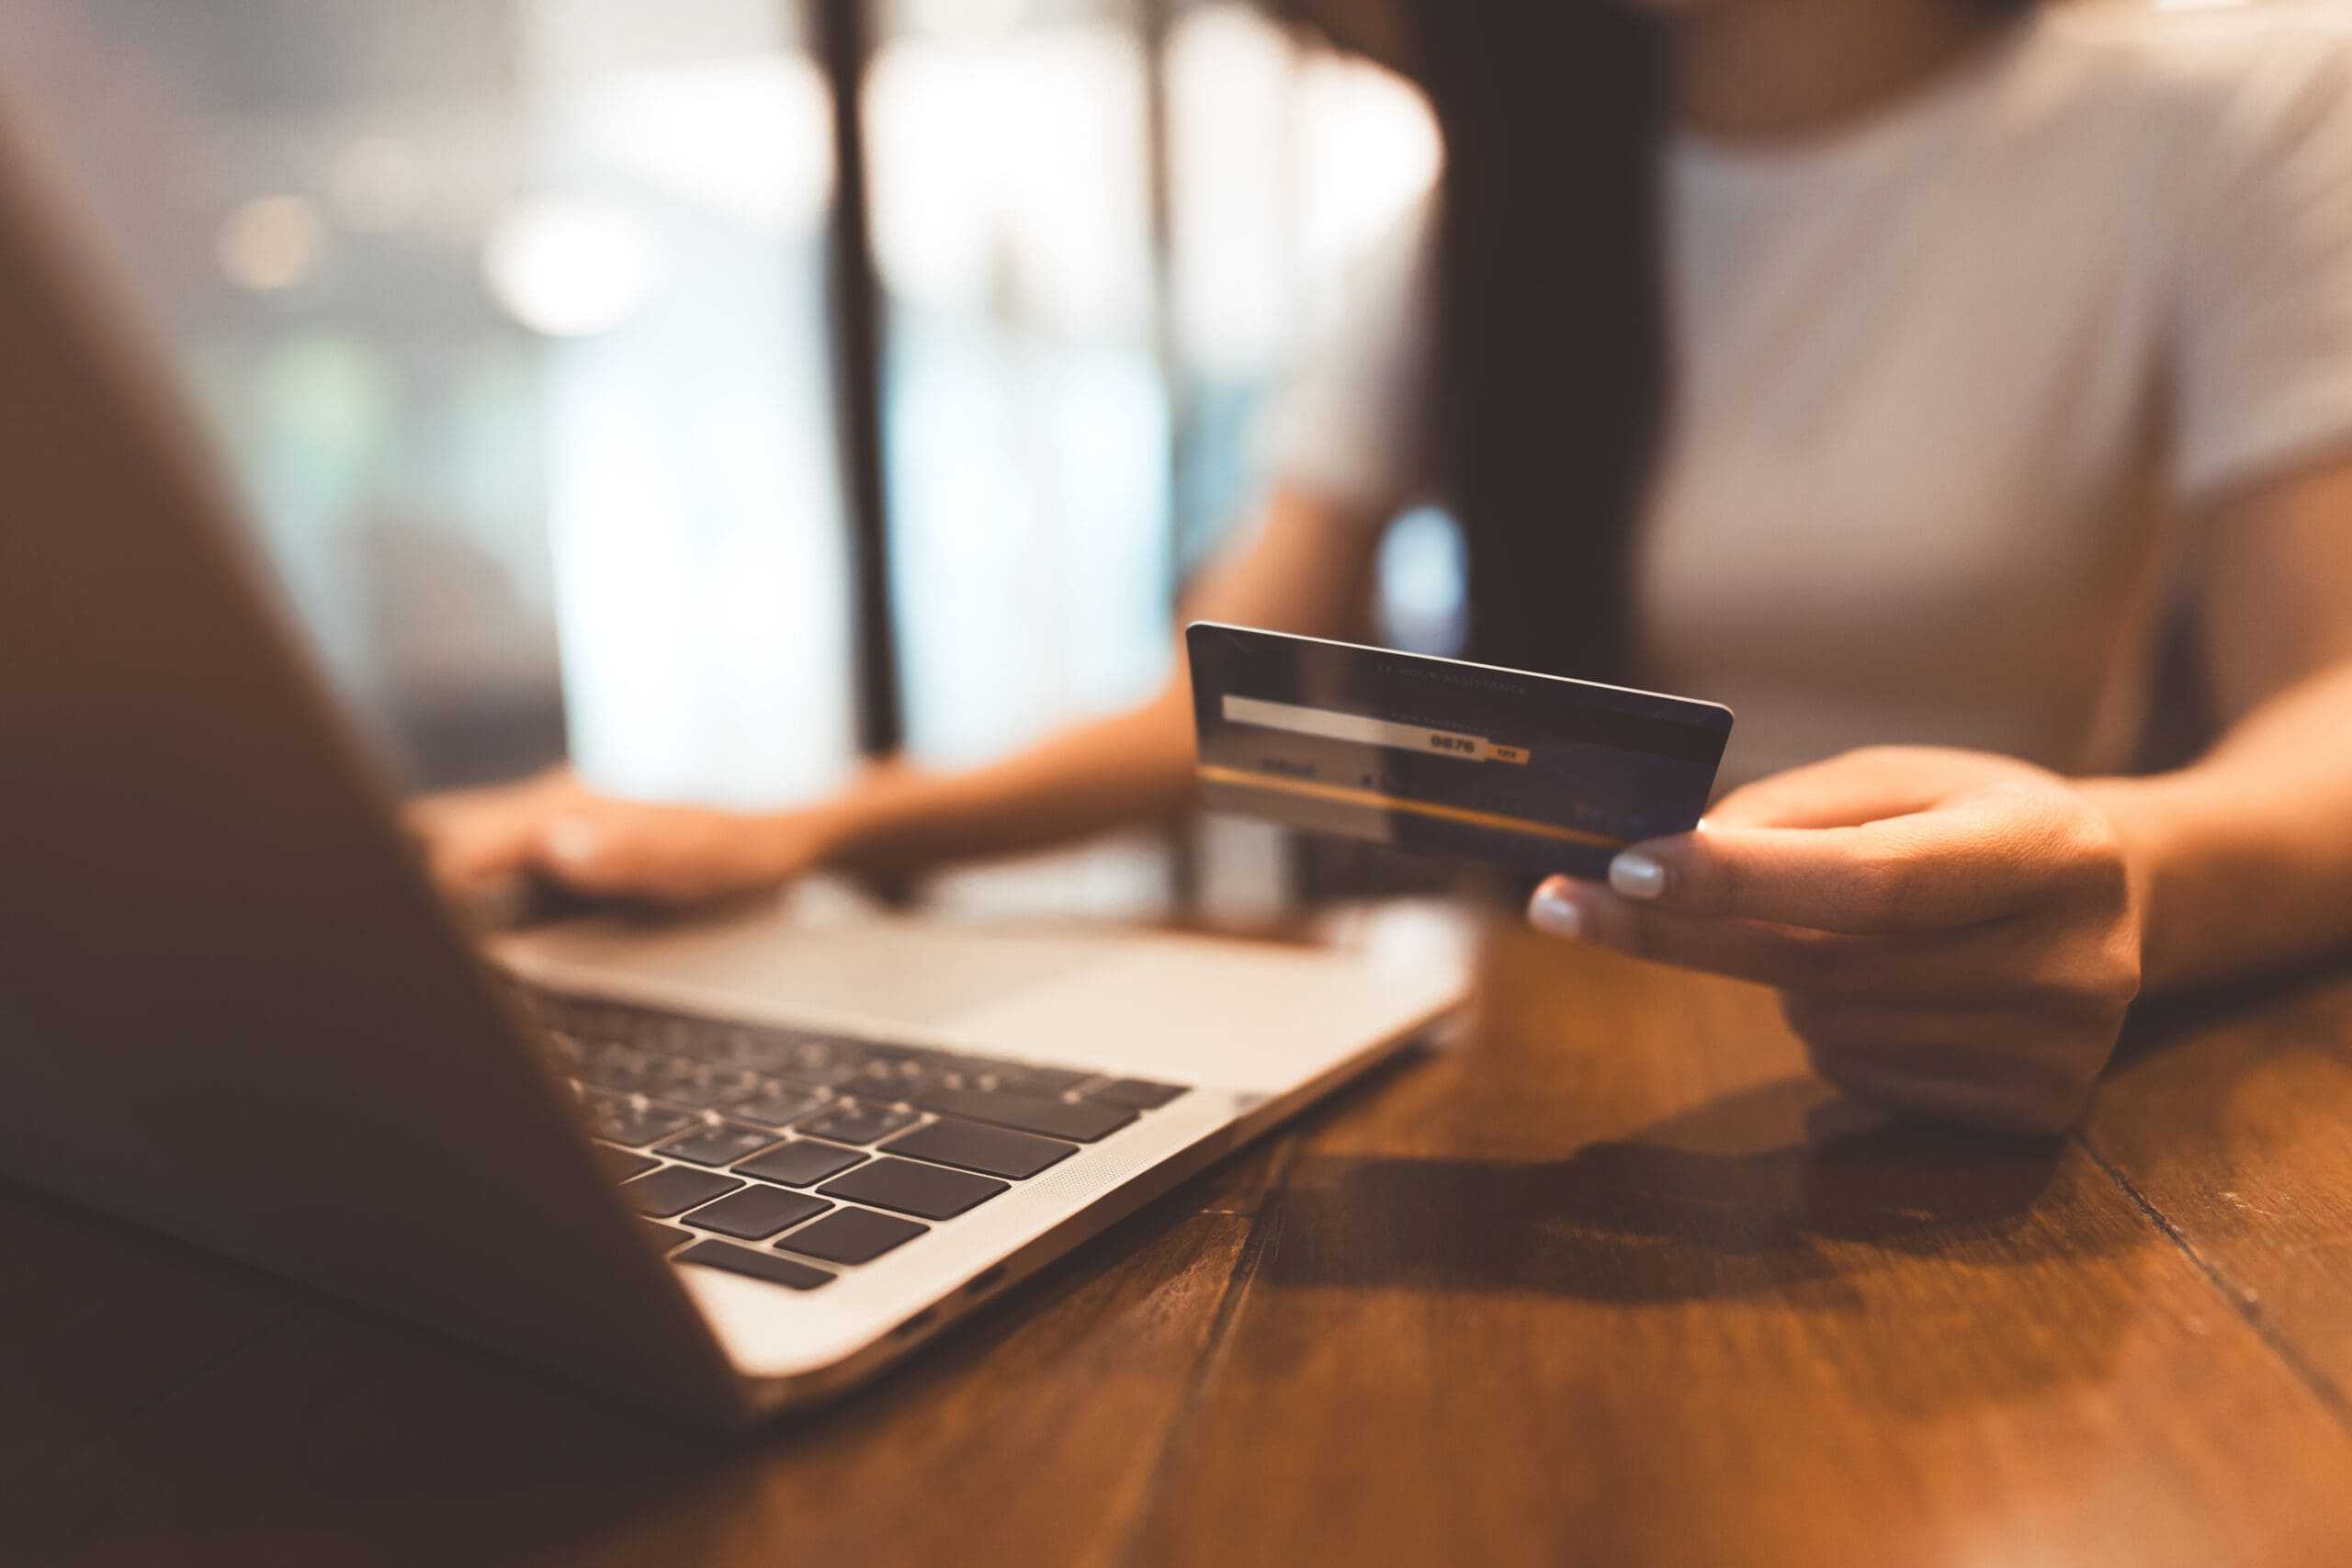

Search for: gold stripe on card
xmin=1196 ymin=764 xmax=1626 ymax=850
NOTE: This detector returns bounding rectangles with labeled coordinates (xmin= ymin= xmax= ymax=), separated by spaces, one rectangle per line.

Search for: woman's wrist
xmin=804 ymin=761 xmax=941 ymax=880
xmin=2076 ymin=770 xmax=2222 ymax=994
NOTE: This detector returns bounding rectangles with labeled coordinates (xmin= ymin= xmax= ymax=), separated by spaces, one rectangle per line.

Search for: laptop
xmin=0 ymin=117 xmax=1465 ymax=1422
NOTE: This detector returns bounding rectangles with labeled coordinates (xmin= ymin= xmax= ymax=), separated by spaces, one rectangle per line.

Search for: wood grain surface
xmin=6 ymin=926 xmax=2352 ymax=1568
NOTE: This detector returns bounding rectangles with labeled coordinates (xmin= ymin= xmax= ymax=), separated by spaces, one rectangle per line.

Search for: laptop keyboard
xmin=522 ymin=985 xmax=1191 ymax=1293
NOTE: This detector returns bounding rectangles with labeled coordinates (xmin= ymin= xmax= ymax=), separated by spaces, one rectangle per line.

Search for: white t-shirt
xmin=1268 ymin=3 xmax=2352 ymax=788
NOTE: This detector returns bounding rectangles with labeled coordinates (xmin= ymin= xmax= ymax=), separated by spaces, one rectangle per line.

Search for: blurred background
xmin=0 ymin=0 xmax=1443 ymax=872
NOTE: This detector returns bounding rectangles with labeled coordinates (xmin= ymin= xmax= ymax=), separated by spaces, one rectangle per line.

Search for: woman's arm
xmin=1522 ymin=458 xmax=2352 ymax=1133
xmin=412 ymin=487 xmax=1387 ymax=901
xmin=2086 ymin=459 xmax=2352 ymax=990
xmin=824 ymin=486 xmax=1387 ymax=876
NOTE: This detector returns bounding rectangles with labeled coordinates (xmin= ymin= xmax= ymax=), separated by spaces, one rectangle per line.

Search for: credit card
xmin=1186 ymin=622 xmax=1733 ymax=878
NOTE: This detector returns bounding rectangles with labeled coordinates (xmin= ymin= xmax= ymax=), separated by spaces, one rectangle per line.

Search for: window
xmin=1 ymin=0 xmax=1438 ymax=836
xmin=1 ymin=0 xmax=853 ymax=805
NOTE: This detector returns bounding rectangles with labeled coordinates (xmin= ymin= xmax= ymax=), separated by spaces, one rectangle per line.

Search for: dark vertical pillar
xmin=1139 ymin=0 xmax=1188 ymax=565
xmin=1137 ymin=0 xmax=1204 ymax=913
xmin=814 ymin=0 xmax=901 ymax=758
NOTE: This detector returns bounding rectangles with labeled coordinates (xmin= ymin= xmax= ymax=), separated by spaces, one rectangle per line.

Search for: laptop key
xmin=775 ymin=1061 xmax=861 ymax=1090
xmin=819 ymin=1156 xmax=1007 ymax=1220
xmin=676 ymin=1239 xmax=833 ymax=1292
xmin=905 ymin=1085 xmax=1136 ymax=1143
xmin=735 ymin=1138 xmax=866 ymax=1188
xmin=621 ymin=1165 xmax=742 ymax=1217
xmin=1001 ymin=1066 xmax=1093 ymax=1097
xmin=585 ymin=1096 xmax=695 ymax=1148
xmin=654 ymin=1121 xmax=780 ymax=1168
xmin=854 ymin=1058 xmax=911 ymax=1093
xmin=538 ymin=1032 xmax=585 ymax=1073
xmin=1084 ymin=1077 xmax=1190 ymax=1111
xmin=684 ymin=1186 xmax=831 ymax=1241
xmin=882 ymin=1119 xmax=1077 ymax=1180
xmin=695 ymin=1030 xmax=797 ymax=1074
xmin=596 ymin=1145 xmax=659 ymax=1182
xmin=644 ymin=1066 xmax=754 ymax=1111
xmin=628 ymin=1016 xmax=700 ymax=1058
xmin=769 ymin=1037 xmax=869 ymax=1086
xmin=797 ymin=1100 xmax=921 ymax=1145
xmin=576 ymin=1048 xmax=657 ymax=1092
xmin=639 ymin=1219 xmax=695 ymax=1253
xmin=729 ymin=1088 xmax=829 ymax=1129
xmin=778 ymin=1207 xmax=927 ymax=1265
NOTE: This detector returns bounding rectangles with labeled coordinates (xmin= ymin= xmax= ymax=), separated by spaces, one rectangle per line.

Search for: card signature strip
xmin=1196 ymin=764 xmax=1629 ymax=851
xmin=1220 ymin=694 xmax=1530 ymax=764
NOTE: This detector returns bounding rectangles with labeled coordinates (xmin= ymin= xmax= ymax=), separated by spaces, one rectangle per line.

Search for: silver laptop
xmin=0 ymin=111 xmax=1464 ymax=1422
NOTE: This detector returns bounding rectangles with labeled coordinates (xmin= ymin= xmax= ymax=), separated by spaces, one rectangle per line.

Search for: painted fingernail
xmin=544 ymin=816 xmax=601 ymax=864
xmin=1609 ymin=852 xmax=1668 ymax=900
xmin=1527 ymin=886 xmax=1584 ymax=940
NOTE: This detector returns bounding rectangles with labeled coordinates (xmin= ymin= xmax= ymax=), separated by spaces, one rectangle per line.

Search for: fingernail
xmin=544 ymin=816 xmax=601 ymax=864
xmin=1609 ymin=852 xmax=1668 ymax=900
xmin=1527 ymin=886 xmax=1584 ymax=940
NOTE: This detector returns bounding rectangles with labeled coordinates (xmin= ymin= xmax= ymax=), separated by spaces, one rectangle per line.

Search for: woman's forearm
xmin=823 ymin=681 xmax=1199 ymax=877
xmin=808 ymin=486 xmax=1388 ymax=883
xmin=2086 ymin=660 xmax=2352 ymax=991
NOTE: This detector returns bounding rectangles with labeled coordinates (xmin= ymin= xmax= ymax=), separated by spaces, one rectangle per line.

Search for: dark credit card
xmin=1186 ymin=623 xmax=1734 ymax=878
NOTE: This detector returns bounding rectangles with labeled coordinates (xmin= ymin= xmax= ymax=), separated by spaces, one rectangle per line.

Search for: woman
xmin=421 ymin=0 xmax=2352 ymax=1134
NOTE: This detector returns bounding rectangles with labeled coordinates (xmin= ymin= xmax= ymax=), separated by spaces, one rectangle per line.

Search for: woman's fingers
xmin=407 ymin=768 xmax=581 ymax=886
xmin=528 ymin=808 xmax=644 ymax=895
xmin=1779 ymin=996 xmax=2110 ymax=1083
xmin=1535 ymin=746 xmax=2143 ymax=1136
xmin=1787 ymin=987 xmax=2118 ymax=1134
xmin=413 ymin=772 xmax=834 ymax=907
xmin=1804 ymin=1038 xmax=2098 ymax=1135
xmin=1531 ymin=881 xmax=1871 ymax=990
xmin=1528 ymin=875 xmax=2132 ymax=1014
xmin=1533 ymin=880 xmax=1987 ymax=998
xmin=1606 ymin=783 xmax=2110 ymax=935
xmin=528 ymin=805 xmax=739 ymax=902
xmin=525 ymin=797 xmax=831 ymax=904
xmin=1703 ymin=745 xmax=2060 ymax=830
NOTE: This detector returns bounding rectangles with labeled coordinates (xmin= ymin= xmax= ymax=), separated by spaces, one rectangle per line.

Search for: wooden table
xmin=8 ymin=928 xmax=2352 ymax=1567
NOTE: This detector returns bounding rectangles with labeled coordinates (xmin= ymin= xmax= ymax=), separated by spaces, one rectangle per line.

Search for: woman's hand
xmin=1526 ymin=747 xmax=2145 ymax=1134
xmin=408 ymin=768 xmax=857 ymax=906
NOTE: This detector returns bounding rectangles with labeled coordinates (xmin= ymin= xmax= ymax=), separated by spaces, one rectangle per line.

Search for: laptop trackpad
xmin=493 ymin=900 xmax=1464 ymax=1093
xmin=492 ymin=908 xmax=1090 ymax=1028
